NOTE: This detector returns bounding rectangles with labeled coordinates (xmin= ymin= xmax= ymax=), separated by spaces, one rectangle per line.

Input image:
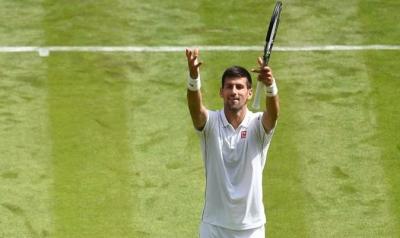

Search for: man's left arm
xmin=252 ymin=57 xmax=280 ymax=134
xmin=263 ymin=91 xmax=279 ymax=133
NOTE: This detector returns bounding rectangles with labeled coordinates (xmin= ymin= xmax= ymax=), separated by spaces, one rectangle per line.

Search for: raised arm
xmin=185 ymin=48 xmax=208 ymax=131
xmin=252 ymin=57 xmax=280 ymax=133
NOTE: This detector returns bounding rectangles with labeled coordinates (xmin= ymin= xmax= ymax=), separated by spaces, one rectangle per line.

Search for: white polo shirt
xmin=197 ymin=109 xmax=275 ymax=230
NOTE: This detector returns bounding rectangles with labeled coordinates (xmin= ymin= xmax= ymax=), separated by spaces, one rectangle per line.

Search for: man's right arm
xmin=187 ymin=89 xmax=207 ymax=131
xmin=185 ymin=48 xmax=208 ymax=131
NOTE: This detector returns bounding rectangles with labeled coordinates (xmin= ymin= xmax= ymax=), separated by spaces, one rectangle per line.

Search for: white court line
xmin=0 ymin=45 xmax=399 ymax=56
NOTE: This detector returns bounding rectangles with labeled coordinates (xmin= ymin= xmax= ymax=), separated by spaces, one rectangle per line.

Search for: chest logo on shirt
xmin=241 ymin=130 xmax=247 ymax=139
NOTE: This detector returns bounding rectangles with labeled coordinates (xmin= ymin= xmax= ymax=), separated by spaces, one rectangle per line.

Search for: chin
xmin=226 ymin=104 xmax=245 ymax=112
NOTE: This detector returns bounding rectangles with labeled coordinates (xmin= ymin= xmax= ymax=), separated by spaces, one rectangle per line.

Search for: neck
xmin=224 ymin=107 xmax=247 ymax=129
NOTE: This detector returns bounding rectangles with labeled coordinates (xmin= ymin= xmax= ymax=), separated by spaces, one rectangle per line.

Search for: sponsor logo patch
xmin=241 ymin=130 xmax=247 ymax=139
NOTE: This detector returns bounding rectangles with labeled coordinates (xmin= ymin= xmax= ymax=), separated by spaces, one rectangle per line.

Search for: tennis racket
xmin=252 ymin=1 xmax=282 ymax=109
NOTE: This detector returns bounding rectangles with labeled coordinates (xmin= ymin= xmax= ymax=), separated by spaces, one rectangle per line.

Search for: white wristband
xmin=187 ymin=74 xmax=201 ymax=91
xmin=265 ymin=79 xmax=278 ymax=97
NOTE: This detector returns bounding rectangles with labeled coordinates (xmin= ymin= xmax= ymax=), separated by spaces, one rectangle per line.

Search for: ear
xmin=247 ymin=88 xmax=253 ymax=100
xmin=219 ymin=87 xmax=223 ymax=98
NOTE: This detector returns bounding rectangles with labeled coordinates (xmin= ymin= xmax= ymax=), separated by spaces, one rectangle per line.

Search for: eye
xmin=225 ymin=84 xmax=234 ymax=89
xmin=236 ymin=84 xmax=245 ymax=90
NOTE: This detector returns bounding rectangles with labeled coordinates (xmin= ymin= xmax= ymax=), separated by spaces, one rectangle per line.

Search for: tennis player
xmin=185 ymin=48 xmax=279 ymax=238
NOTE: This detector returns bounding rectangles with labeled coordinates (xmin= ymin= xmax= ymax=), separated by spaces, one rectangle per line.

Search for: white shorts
xmin=199 ymin=222 xmax=265 ymax=238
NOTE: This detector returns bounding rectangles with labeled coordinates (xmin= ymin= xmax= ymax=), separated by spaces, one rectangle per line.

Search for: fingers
xmin=193 ymin=48 xmax=199 ymax=58
xmin=185 ymin=48 xmax=201 ymax=64
xmin=185 ymin=48 xmax=190 ymax=59
xmin=251 ymin=66 xmax=271 ymax=74
xmin=257 ymin=56 xmax=264 ymax=67
xmin=250 ymin=68 xmax=261 ymax=73
xmin=189 ymin=55 xmax=202 ymax=69
xmin=185 ymin=48 xmax=199 ymax=58
xmin=186 ymin=48 xmax=195 ymax=61
xmin=251 ymin=56 xmax=274 ymax=86
xmin=195 ymin=61 xmax=202 ymax=68
xmin=186 ymin=48 xmax=203 ymax=78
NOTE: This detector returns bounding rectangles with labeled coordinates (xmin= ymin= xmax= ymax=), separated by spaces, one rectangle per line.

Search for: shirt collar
xmin=220 ymin=108 xmax=251 ymax=129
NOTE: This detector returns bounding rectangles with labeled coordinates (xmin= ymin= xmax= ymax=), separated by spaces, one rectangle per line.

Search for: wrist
xmin=265 ymin=79 xmax=278 ymax=97
xmin=187 ymin=74 xmax=201 ymax=91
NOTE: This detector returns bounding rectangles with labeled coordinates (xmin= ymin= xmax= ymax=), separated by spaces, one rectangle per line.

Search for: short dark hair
xmin=221 ymin=66 xmax=252 ymax=88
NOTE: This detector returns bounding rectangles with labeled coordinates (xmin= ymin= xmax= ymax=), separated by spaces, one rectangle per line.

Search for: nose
xmin=232 ymin=85 xmax=238 ymax=94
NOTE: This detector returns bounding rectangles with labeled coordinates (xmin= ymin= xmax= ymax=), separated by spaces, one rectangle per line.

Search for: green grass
xmin=364 ymin=51 xmax=400 ymax=235
xmin=272 ymin=51 xmax=398 ymax=237
xmin=0 ymin=54 xmax=51 ymax=237
xmin=47 ymin=53 xmax=135 ymax=237
xmin=0 ymin=0 xmax=399 ymax=237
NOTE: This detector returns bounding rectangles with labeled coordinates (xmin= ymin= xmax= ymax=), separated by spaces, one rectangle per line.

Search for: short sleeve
xmin=256 ymin=112 xmax=276 ymax=147
xmin=195 ymin=110 xmax=217 ymax=136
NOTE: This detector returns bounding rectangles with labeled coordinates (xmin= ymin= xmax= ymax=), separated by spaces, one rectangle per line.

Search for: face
xmin=220 ymin=77 xmax=252 ymax=112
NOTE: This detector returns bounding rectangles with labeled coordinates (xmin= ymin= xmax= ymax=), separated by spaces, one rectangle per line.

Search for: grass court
xmin=0 ymin=0 xmax=399 ymax=237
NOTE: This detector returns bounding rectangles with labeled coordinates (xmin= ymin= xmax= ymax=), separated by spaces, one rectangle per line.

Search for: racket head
xmin=252 ymin=1 xmax=282 ymax=109
xmin=263 ymin=1 xmax=282 ymax=65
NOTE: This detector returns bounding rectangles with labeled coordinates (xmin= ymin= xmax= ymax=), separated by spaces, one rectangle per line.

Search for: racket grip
xmin=252 ymin=81 xmax=264 ymax=109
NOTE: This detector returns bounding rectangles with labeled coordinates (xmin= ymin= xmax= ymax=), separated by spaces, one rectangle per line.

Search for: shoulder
xmin=208 ymin=110 xmax=219 ymax=118
xmin=205 ymin=109 xmax=220 ymax=124
xmin=196 ymin=109 xmax=220 ymax=134
xmin=246 ymin=111 xmax=268 ymax=136
xmin=247 ymin=111 xmax=264 ymax=123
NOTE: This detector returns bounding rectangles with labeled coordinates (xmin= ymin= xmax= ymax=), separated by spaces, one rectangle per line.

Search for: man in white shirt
xmin=185 ymin=48 xmax=279 ymax=238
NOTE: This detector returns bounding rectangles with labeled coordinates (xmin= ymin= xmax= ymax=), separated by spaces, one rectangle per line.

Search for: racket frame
xmin=252 ymin=1 xmax=282 ymax=109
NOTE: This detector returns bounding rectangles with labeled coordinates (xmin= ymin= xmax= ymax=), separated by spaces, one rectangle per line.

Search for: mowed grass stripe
xmin=359 ymin=1 xmax=400 ymax=235
xmin=0 ymin=1 xmax=51 ymax=236
xmin=262 ymin=53 xmax=309 ymax=237
xmin=359 ymin=2 xmax=400 ymax=233
xmin=124 ymin=53 xmax=206 ymax=237
xmin=364 ymin=51 xmax=400 ymax=235
xmin=47 ymin=53 xmax=135 ymax=238
xmin=43 ymin=1 xmax=138 ymax=237
xmin=285 ymin=51 xmax=396 ymax=237
xmin=0 ymin=55 xmax=52 ymax=237
xmin=281 ymin=1 xmax=397 ymax=236
xmin=0 ymin=1 xmax=44 ymax=45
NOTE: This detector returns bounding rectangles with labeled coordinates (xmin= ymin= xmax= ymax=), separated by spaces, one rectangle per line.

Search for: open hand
xmin=185 ymin=48 xmax=202 ymax=79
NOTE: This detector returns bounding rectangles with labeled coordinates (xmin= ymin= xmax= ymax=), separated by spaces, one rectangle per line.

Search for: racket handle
xmin=252 ymin=81 xmax=264 ymax=109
